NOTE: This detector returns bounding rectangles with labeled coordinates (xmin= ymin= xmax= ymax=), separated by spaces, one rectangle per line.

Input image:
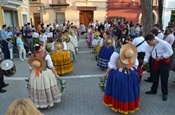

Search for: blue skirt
xmin=103 ymin=67 xmax=140 ymax=114
xmin=97 ymin=46 xmax=114 ymax=69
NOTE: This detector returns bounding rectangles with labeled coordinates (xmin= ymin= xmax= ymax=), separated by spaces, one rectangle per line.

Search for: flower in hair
xmin=34 ymin=44 xmax=39 ymax=47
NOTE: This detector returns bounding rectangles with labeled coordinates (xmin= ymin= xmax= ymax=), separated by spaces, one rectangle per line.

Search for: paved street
xmin=0 ymin=38 xmax=175 ymax=115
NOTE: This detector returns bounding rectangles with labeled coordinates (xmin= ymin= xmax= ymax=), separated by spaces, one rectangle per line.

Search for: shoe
xmin=145 ymin=90 xmax=157 ymax=94
xmin=2 ymin=83 xmax=9 ymax=88
xmin=0 ymin=89 xmax=6 ymax=93
xmin=144 ymin=78 xmax=153 ymax=82
xmin=24 ymin=58 xmax=28 ymax=60
xmin=162 ymin=95 xmax=167 ymax=101
xmin=20 ymin=59 xmax=24 ymax=61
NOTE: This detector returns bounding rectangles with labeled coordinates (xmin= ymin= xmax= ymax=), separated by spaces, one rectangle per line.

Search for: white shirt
xmin=157 ymin=30 xmax=164 ymax=39
xmin=45 ymin=54 xmax=53 ymax=68
xmin=39 ymin=34 xmax=47 ymax=43
xmin=164 ymin=33 xmax=175 ymax=45
xmin=51 ymin=41 xmax=68 ymax=51
xmin=108 ymin=50 xmax=139 ymax=69
xmin=132 ymin=36 xmax=148 ymax=52
xmin=144 ymin=37 xmax=173 ymax=63
xmin=32 ymin=32 xmax=39 ymax=38
xmin=100 ymin=38 xmax=115 ymax=47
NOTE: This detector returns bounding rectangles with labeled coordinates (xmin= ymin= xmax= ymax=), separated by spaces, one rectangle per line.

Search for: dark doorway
xmin=79 ymin=11 xmax=93 ymax=27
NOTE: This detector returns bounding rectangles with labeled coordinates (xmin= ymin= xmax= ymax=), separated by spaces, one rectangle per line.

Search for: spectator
xmin=16 ymin=33 xmax=27 ymax=61
xmin=0 ymin=24 xmax=10 ymax=59
xmin=39 ymin=29 xmax=47 ymax=44
xmin=25 ymin=25 xmax=33 ymax=53
xmin=6 ymin=98 xmax=44 ymax=115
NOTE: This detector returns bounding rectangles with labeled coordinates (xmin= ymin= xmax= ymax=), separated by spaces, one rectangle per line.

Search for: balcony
xmin=0 ymin=0 xmax=23 ymax=7
xmin=49 ymin=0 xmax=69 ymax=7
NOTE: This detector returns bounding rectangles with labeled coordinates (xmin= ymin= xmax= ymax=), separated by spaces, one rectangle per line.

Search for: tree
xmin=158 ymin=0 xmax=164 ymax=29
xmin=140 ymin=0 xmax=153 ymax=36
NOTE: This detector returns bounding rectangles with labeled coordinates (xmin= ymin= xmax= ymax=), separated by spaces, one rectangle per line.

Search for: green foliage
xmin=33 ymin=38 xmax=39 ymax=45
xmin=170 ymin=15 xmax=175 ymax=22
xmin=46 ymin=45 xmax=51 ymax=53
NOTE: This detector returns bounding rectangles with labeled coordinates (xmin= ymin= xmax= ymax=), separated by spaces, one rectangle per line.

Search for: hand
xmin=155 ymin=56 xmax=162 ymax=61
xmin=104 ymin=72 xmax=108 ymax=77
xmin=55 ymin=75 xmax=60 ymax=79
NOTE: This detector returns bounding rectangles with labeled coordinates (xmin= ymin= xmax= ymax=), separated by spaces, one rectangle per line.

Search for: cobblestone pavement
xmin=0 ymin=37 xmax=175 ymax=115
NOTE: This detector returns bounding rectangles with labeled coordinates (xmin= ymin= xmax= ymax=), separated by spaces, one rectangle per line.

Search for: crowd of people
xmin=85 ymin=20 xmax=175 ymax=114
xmin=0 ymin=19 xmax=175 ymax=114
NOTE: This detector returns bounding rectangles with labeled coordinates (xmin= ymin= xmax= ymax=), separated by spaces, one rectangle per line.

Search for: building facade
xmin=107 ymin=0 xmax=159 ymax=24
xmin=30 ymin=0 xmax=107 ymax=28
xmin=162 ymin=0 xmax=175 ymax=29
xmin=0 ymin=0 xmax=30 ymax=29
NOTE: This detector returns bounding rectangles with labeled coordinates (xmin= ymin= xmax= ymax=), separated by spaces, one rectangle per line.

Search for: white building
xmin=162 ymin=0 xmax=175 ymax=29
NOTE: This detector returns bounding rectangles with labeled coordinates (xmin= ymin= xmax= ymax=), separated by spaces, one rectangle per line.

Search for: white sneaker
xmin=24 ymin=58 xmax=28 ymax=60
xmin=20 ymin=59 xmax=24 ymax=61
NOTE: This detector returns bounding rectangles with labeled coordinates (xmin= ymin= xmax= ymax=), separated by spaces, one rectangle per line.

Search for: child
xmin=16 ymin=33 xmax=27 ymax=61
xmin=8 ymin=40 xmax=13 ymax=60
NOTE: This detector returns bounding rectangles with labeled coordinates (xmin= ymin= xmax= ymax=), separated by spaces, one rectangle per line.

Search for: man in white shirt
xmin=142 ymin=34 xmax=173 ymax=101
xmin=132 ymin=35 xmax=148 ymax=81
xmin=153 ymin=24 xmax=164 ymax=39
xmin=164 ymin=26 xmax=175 ymax=46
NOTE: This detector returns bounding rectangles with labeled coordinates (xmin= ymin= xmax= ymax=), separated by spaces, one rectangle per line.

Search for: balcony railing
xmin=49 ymin=0 xmax=69 ymax=7
xmin=1 ymin=0 xmax=23 ymax=7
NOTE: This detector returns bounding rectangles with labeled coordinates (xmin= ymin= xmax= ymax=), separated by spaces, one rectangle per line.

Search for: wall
xmin=0 ymin=5 xmax=4 ymax=28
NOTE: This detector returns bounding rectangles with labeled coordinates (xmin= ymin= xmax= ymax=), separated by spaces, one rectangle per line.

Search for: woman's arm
xmin=45 ymin=54 xmax=60 ymax=78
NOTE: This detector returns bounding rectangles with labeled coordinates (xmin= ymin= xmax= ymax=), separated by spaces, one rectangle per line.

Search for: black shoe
xmin=2 ymin=83 xmax=9 ymax=88
xmin=162 ymin=95 xmax=167 ymax=101
xmin=145 ymin=90 xmax=157 ymax=94
xmin=0 ymin=89 xmax=6 ymax=93
xmin=144 ymin=79 xmax=153 ymax=82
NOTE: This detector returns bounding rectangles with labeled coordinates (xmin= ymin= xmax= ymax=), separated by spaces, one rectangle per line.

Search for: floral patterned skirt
xmin=28 ymin=69 xmax=62 ymax=108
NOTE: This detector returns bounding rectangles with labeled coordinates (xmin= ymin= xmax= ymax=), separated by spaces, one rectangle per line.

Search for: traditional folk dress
xmin=86 ymin=28 xmax=93 ymax=48
xmin=62 ymin=33 xmax=76 ymax=62
xmin=28 ymin=52 xmax=62 ymax=108
xmin=97 ymin=37 xmax=115 ymax=69
xmin=103 ymin=67 xmax=140 ymax=114
xmin=103 ymin=43 xmax=140 ymax=114
xmin=69 ymin=34 xmax=79 ymax=54
xmin=51 ymin=42 xmax=73 ymax=75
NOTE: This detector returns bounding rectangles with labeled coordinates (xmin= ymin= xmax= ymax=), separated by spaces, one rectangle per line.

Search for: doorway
xmin=79 ymin=11 xmax=93 ymax=27
xmin=33 ymin=13 xmax=40 ymax=30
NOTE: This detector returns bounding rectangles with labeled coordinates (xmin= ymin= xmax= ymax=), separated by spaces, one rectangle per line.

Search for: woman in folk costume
xmin=28 ymin=41 xmax=62 ymax=108
xmin=103 ymin=43 xmax=140 ymax=114
xmin=92 ymin=30 xmax=101 ymax=60
xmin=61 ymin=31 xmax=76 ymax=62
xmin=104 ymin=36 xmax=133 ymax=77
xmin=86 ymin=25 xmax=94 ymax=48
xmin=68 ymin=28 xmax=79 ymax=54
xmin=51 ymin=39 xmax=73 ymax=75
xmin=97 ymin=32 xmax=115 ymax=70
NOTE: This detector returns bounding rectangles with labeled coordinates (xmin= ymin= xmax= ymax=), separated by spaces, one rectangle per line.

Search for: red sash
xmin=152 ymin=58 xmax=170 ymax=72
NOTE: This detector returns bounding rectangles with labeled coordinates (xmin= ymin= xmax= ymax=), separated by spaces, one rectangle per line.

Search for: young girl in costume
xmin=28 ymin=41 xmax=62 ymax=108
xmin=51 ymin=39 xmax=73 ymax=75
xmin=97 ymin=31 xmax=115 ymax=70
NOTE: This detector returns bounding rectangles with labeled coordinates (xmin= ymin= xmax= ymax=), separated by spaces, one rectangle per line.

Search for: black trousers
xmin=149 ymin=57 xmax=154 ymax=80
xmin=0 ymin=77 xmax=5 ymax=89
xmin=2 ymin=40 xmax=10 ymax=59
xmin=151 ymin=63 xmax=169 ymax=95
